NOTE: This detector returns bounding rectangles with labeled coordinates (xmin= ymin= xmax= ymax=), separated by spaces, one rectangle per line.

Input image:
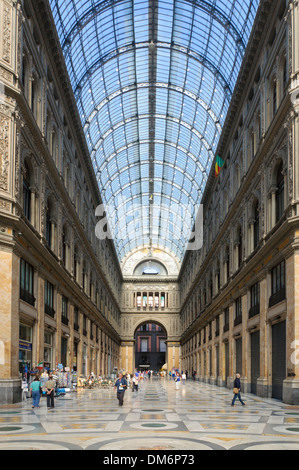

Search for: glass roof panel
xmin=49 ymin=0 xmax=260 ymax=264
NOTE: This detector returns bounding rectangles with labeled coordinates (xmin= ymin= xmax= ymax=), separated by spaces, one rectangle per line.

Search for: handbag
xmin=233 ymin=387 xmax=239 ymax=394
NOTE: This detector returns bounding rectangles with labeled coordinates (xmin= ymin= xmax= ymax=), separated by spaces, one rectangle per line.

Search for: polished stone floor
xmin=0 ymin=377 xmax=299 ymax=450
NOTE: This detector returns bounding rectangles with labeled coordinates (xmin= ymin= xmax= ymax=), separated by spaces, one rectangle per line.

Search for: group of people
xmin=22 ymin=373 xmax=56 ymax=410
xmin=22 ymin=368 xmax=246 ymax=410
xmin=114 ymin=370 xmax=148 ymax=406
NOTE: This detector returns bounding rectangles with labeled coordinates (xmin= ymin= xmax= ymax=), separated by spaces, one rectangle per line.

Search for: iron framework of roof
xmin=49 ymin=0 xmax=260 ymax=264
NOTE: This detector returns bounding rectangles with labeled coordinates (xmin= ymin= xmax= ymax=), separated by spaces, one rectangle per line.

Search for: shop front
xmin=19 ymin=324 xmax=32 ymax=376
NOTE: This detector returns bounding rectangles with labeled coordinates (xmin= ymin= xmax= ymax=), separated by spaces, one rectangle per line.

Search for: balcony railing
xmin=20 ymin=289 xmax=36 ymax=307
xmin=269 ymin=288 xmax=286 ymax=308
xmin=249 ymin=304 xmax=260 ymax=319
xmin=45 ymin=304 xmax=55 ymax=318
xmin=234 ymin=315 xmax=242 ymax=327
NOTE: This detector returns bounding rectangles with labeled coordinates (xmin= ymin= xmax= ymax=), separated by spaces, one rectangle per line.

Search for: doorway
xmin=135 ymin=323 xmax=167 ymax=373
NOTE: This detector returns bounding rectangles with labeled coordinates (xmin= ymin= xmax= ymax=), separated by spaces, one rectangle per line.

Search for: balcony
xmin=45 ymin=304 xmax=55 ymax=318
xmin=20 ymin=289 xmax=36 ymax=307
xmin=269 ymin=288 xmax=286 ymax=308
xmin=249 ymin=304 xmax=260 ymax=319
xmin=234 ymin=315 xmax=242 ymax=327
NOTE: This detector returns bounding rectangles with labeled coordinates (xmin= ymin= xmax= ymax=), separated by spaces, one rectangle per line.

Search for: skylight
xmin=49 ymin=0 xmax=260 ymax=264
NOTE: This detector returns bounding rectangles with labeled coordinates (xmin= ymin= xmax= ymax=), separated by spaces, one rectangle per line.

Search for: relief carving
xmin=2 ymin=4 xmax=12 ymax=64
xmin=0 ymin=114 xmax=9 ymax=192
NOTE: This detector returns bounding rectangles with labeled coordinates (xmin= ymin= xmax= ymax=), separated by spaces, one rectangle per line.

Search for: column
xmin=166 ymin=341 xmax=180 ymax=371
xmin=228 ymin=303 xmax=234 ymax=389
xmin=0 ymin=250 xmax=21 ymax=403
xmin=120 ymin=341 xmax=135 ymax=373
xmin=257 ymin=275 xmax=269 ymax=397
xmin=56 ymin=292 xmax=62 ymax=367
xmin=219 ymin=313 xmax=225 ymax=387
xmin=69 ymin=304 xmax=74 ymax=372
xmin=284 ymin=251 xmax=299 ymax=404
xmin=242 ymin=292 xmax=249 ymax=393
xmin=36 ymin=274 xmax=45 ymax=367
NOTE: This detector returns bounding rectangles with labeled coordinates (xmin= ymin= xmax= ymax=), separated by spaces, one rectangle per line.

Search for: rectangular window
xmin=45 ymin=281 xmax=55 ymax=317
xmin=224 ymin=307 xmax=230 ymax=332
xmin=160 ymin=339 xmax=166 ymax=352
xmin=249 ymin=282 xmax=260 ymax=318
xmin=269 ymin=260 xmax=286 ymax=307
xmin=234 ymin=297 xmax=242 ymax=326
xmin=23 ymin=179 xmax=31 ymax=221
xmin=141 ymin=338 xmax=148 ymax=352
xmin=61 ymin=296 xmax=68 ymax=325
xmin=74 ymin=307 xmax=79 ymax=331
xmin=20 ymin=259 xmax=35 ymax=306
xmin=83 ymin=315 xmax=87 ymax=336
xmin=215 ymin=316 xmax=220 ymax=337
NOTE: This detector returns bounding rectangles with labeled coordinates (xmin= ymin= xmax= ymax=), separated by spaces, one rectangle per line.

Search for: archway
xmin=134 ymin=322 xmax=167 ymax=373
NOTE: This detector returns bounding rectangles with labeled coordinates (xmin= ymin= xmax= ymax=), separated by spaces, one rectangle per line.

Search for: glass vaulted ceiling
xmin=49 ymin=0 xmax=260 ymax=264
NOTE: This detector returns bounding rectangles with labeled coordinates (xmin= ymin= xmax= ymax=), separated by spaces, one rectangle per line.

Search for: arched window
xmin=62 ymin=224 xmax=69 ymax=267
xmin=82 ymin=261 xmax=87 ymax=291
xmin=45 ymin=199 xmax=52 ymax=248
xmin=21 ymin=55 xmax=29 ymax=99
xmin=236 ymin=226 xmax=243 ymax=269
xmin=73 ymin=244 xmax=79 ymax=281
xmin=253 ymin=201 xmax=260 ymax=250
xmin=31 ymin=77 xmax=36 ymax=115
xmin=276 ymin=162 xmax=284 ymax=222
xmin=224 ymin=245 xmax=230 ymax=283
xmin=23 ymin=162 xmax=31 ymax=221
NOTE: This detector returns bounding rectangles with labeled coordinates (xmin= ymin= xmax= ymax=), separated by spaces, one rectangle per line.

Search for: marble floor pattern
xmin=0 ymin=377 xmax=299 ymax=450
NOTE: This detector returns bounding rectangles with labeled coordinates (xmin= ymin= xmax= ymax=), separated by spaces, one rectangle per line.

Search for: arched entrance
xmin=135 ymin=322 xmax=167 ymax=373
xmin=119 ymin=314 xmax=181 ymax=373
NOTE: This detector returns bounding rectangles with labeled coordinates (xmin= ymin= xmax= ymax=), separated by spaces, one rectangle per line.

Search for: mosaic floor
xmin=0 ymin=377 xmax=299 ymax=450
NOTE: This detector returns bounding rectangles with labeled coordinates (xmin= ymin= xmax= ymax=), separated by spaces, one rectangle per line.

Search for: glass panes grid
xmin=49 ymin=0 xmax=260 ymax=263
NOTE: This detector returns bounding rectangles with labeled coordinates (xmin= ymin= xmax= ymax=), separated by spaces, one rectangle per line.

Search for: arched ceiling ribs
xmin=49 ymin=0 xmax=261 ymax=264
xmin=105 ymin=193 xmax=198 ymax=233
xmin=95 ymin=138 xmax=209 ymax=176
xmin=73 ymin=42 xmax=233 ymax=99
xmin=99 ymin=166 xmax=205 ymax=201
xmin=61 ymin=0 xmax=246 ymax=57
xmin=84 ymin=86 xmax=223 ymax=134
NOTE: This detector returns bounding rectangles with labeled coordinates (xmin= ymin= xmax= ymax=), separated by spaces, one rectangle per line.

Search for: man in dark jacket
xmin=114 ymin=373 xmax=128 ymax=406
xmin=231 ymin=373 xmax=246 ymax=407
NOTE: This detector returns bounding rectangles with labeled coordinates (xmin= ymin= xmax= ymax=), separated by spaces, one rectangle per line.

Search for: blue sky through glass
xmin=49 ymin=0 xmax=260 ymax=264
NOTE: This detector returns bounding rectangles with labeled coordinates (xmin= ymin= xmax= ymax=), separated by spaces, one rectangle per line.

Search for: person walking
xmin=231 ymin=373 xmax=246 ymax=407
xmin=174 ymin=373 xmax=181 ymax=391
xmin=182 ymin=372 xmax=186 ymax=385
xmin=132 ymin=374 xmax=139 ymax=392
xmin=30 ymin=376 xmax=42 ymax=408
xmin=114 ymin=373 xmax=128 ymax=406
xmin=45 ymin=373 xmax=56 ymax=411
